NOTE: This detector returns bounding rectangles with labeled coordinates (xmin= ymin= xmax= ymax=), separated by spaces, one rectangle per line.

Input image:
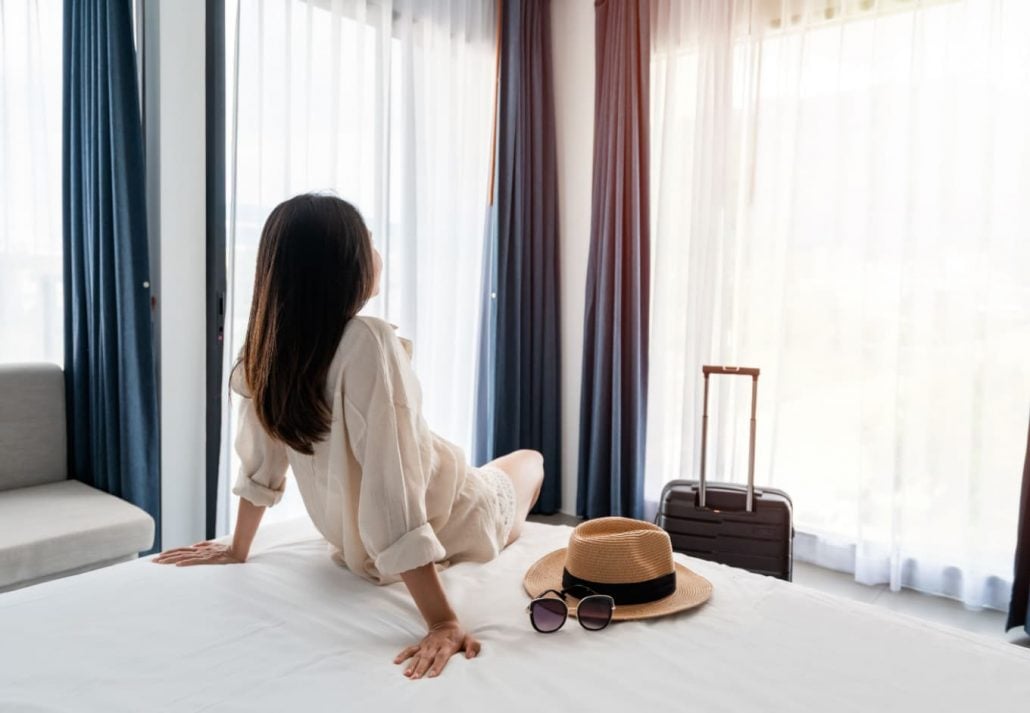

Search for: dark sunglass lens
xmin=531 ymin=598 xmax=567 ymax=633
xmin=577 ymin=596 xmax=613 ymax=630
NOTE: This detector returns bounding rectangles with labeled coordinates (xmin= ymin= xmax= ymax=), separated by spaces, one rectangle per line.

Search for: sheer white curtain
xmin=0 ymin=0 xmax=63 ymax=365
xmin=647 ymin=0 xmax=1030 ymax=609
xmin=218 ymin=0 xmax=497 ymax=530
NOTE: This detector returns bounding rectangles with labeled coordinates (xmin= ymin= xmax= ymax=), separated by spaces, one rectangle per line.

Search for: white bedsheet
xmin=1 ymin=519 xmax=1027 ymax=712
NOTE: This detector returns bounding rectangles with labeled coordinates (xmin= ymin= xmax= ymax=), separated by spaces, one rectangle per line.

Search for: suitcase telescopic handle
xmin=703 ymin=365 xmax=760 ymax=378
xmin=699 ymin=365 xmax=760 ymax=512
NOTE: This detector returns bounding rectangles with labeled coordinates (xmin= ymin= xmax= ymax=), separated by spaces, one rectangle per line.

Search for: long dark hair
xmin=239 ymin=193 xmax=375 ymax=454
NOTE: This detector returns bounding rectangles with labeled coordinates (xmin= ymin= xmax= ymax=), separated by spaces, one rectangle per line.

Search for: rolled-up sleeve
xmin=343 ymin=326 xmax=446 ymax=576
xmin=230 ymin=368 xmax=289 ymax=507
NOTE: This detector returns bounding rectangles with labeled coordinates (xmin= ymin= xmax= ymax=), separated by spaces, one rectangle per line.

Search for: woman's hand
xmin=152 ymin=541 xmax=244 ymax=566
xmin=393 ymin=620 xmax=481 ymax=679
xmin=154 ymin=498 xmax=265 ymax=566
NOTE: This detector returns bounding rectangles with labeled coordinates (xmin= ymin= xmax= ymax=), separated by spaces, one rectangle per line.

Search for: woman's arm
xmin=155 ymin=368 xmax=285 ymax=567
xmin=230 ymin=497 xmax=266 ymax=560
xmin=400 ymin=562 xmax=456 ymax=624
xmin=344 ymin=321 xmax=481 ymax=678
xmin=394 ymin=563 xmax=480 ymax=679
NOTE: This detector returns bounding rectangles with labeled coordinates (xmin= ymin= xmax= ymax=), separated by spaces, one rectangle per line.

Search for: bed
xmin=2 ymin=518 xmax=1027 ymax=712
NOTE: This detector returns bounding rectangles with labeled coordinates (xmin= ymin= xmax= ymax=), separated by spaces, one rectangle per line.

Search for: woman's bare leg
xmin=485 ymin=449 xmax=544 ymax=546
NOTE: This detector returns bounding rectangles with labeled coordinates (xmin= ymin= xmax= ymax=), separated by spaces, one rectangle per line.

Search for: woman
xmin=154 ymin=193 xmax=544 ymax=680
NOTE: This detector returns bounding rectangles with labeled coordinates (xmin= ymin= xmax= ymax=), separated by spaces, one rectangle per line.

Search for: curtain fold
xmin=1008 ymin=417 xmax=1030 ymax=634
xmin=63 ymin=0 xmax=160 ymax=547
xmin=474 ymin=0 xmax=562 ymax=514
xmin=576 ymin=0 xmax=651 ymax=520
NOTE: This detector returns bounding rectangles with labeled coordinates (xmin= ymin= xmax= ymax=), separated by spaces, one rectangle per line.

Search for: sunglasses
xmin=526 ymin=584 xmax=616 ymax=633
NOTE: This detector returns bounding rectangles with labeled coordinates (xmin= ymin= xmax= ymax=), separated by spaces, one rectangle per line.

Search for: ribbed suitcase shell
xmin=656 ymin=365 xmax=795 ymax=581
xmin=657 ymin=480 xmax=794 ymax=580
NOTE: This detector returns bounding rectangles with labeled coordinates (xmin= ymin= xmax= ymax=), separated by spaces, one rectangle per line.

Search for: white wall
xmin=551 ymin=0 xmax=595 ymax=517
xmin=146 ymin=0 xmax=208 ymax=549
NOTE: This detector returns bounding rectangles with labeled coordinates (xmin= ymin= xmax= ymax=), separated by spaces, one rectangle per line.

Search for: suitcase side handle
xmin=700 ymin=365 xmax=759 ymax=512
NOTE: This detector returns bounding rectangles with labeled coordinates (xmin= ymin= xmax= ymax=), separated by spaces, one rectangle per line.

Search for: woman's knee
xmin=513 ymin=450 xmax=544 ymax=497
xmin=489 ymin=450 xmax=543 ymax=502
xmin=491 ymin=449 xmax=542 ymax=476
xmin=514 ymin=449 xmax=544 ymax=475
xmin=529 ymin=452 xmax=545 ymax=494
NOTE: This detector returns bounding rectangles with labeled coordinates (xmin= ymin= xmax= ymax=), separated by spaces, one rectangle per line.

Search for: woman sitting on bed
xmin=154 ymin=193 xmax=544 ymax=680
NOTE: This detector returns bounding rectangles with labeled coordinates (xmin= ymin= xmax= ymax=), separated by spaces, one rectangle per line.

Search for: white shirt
xmin=231 ymin=316 xmax=504 ymax=584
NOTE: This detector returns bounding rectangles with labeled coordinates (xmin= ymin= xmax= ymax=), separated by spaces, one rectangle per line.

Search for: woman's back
xmin=231 ymin=315 xmax=510 ymax=584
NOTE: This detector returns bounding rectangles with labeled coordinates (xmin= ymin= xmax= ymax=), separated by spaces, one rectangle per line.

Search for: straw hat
xmin=523 ymin=517 xmax=713 ymax=621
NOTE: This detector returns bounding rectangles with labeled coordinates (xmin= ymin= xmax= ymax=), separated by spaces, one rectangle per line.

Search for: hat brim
xmin=523 ymin=547 xmax=713 ymax=621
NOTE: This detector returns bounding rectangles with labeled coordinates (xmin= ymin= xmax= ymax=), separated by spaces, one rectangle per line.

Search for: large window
xmin=0 ymin=1 xmax=63 ymax=365
xmin=219 ymin=0 xmax=497 ymax=530
xmin=648 ymin=0 xmax=1030 ymax=609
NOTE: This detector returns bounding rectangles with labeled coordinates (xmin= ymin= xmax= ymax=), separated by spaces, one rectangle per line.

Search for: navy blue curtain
xmin=474 ymin=0 xmax=562 ymax=514
xmin=1007 ymin=416 xmax=1030 ymax=635
xmin=576 ymin=0 xmax=650 ymax=520
xmin=63 ymin=0 xmax=160 ymax=549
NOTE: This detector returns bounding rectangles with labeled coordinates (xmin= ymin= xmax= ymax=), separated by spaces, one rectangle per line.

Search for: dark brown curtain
xmin=577 ymin=0 xmax=651 ymax=519
xmin=1007 ymin=415 xmax=1030 ymax=634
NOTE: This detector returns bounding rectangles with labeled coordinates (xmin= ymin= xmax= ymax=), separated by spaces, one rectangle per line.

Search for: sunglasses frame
xmin=526 ymin=584 xmax=616 ymax=633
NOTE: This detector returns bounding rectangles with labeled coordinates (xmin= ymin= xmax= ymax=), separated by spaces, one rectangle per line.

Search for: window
xmin=220 ymin=0 xmax=497 ymax=530
xmin=0 ymin=1 xmax=63 ymax=365
xmin=648 ymin=0 xmax=1030 ymax=608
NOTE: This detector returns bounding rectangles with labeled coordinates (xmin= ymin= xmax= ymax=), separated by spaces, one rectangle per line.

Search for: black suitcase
xmin=656 ymin=365 xmax=794 ymax=580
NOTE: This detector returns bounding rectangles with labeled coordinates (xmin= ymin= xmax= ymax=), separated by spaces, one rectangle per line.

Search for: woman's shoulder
xmin=347 ymin=315 xmax=396 ymax=339
xmin=348 ymin=316 xmax=414 ymax=359
xmin=338 ymin=316 xmax=419 ymax=404
xmin=338 ymin=316 xmax=415 ymax=371
xmin=342 ymin=315 xmax=400 ymax=354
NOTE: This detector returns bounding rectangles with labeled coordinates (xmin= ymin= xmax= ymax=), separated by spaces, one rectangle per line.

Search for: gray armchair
xmin=0 ymin=364 xmax=154 ymax=592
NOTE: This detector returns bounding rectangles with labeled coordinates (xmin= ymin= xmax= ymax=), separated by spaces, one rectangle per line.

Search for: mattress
xmin=1 ymin=518 xmax=1027 ymax=713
